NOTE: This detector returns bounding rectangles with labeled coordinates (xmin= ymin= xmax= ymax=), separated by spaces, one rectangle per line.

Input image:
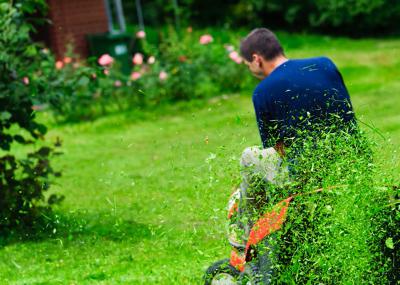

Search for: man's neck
xmin=263 ymin=55 xmax=288 ymax=77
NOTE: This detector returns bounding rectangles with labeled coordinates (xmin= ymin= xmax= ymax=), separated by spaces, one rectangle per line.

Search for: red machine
xmin=204 ymin=186 xmax=325 ymax=285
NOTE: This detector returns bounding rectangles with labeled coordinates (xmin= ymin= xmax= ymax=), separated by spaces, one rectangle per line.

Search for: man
xmin=236 ymin=28 xmax=358 ymax=195
xmin=236 ymin=27 xmax=358 ymax=209
xmin=240 ymin=28 xmax=356 ymax=158
xmin=227 ymin=28 xmax=358 ymax=283
xmin=231 ymin=26 xmax=358 ymax=255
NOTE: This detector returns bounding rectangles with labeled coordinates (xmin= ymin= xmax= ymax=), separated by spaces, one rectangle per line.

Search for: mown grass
xmin=0 ymin=33 xmax=399 ymax=284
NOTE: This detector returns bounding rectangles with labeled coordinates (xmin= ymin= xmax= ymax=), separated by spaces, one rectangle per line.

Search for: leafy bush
xmin=139 ymin=28 xmax=250 ymax=103
xmin=309 ymin=0 xmax=400 ymax=34
xmin=225 ymin=0 xmax=400 ymax=35
xmin=123 ymin=0 xmax=400 ymax=36
xmin=0 ymin=3 xmax=62 ymax=232
xmin=36 ymin=27 xmax=252 ymax=122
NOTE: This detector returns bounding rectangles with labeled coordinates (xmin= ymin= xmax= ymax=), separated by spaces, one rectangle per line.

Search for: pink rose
xmin=63 ymin=57 xmax=72 ymax=64
xmin=55 ymin=61 xmax=64 ymax=70
xmin=159 ymin=71 xmax=168 ymax=81
xmin=199 ymin=34 xmax=213 ymax=45
xmin=234 ymin=57 xmax=243 ymax=64
xmin=147 ymin=56 xmax=155 ymax=64
xmin=130 ymin=71 xmax=141 ymax=81
xmin=229 ymin=51 xmax=239 ymax=60
xmin=132 ymin=53 xmax=144 ymax=65
xmin=136 ymin=30 xmax=146 ymax=39
xmin=104 ymin=69 xmax=110 ymax=76
xmin=229 ymin=51 xmax=243 ymax=64
xmin=22 ymin=77 xmax=29 ymax=85
xmin=98 ymin=54 xmax=114 ymax=66
xmin=114 ymin=80 xmax=122 ymax=87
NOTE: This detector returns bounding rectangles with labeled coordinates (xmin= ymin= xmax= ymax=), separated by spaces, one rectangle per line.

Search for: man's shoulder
xmin=252 ymin=56 xmax=337 ymax=101
xmin=253 ymin=69 xmax=285 ymax=97
xmin=294 ymin=56 xmax=335 ymax=67
xmin=253 ymin=78 xmax=276 ymax=103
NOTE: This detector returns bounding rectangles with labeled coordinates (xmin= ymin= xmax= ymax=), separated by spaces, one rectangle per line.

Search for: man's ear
xmin=252 ymin=54 xmax=262 ymax=67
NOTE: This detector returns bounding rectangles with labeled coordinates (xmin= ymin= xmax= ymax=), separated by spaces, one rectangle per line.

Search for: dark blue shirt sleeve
xmin=323 ymin=57 xmax=356 ymax=122
xmin=252 ymin=93 xmax=276 ymax=148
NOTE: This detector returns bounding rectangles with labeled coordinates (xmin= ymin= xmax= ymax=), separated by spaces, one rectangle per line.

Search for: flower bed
xmin=36 ymin=27 xmax=254 ymax=122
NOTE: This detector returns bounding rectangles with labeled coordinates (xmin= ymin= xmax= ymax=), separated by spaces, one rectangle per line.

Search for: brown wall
xmin=47 ymin=0 xmax=108 ymax=59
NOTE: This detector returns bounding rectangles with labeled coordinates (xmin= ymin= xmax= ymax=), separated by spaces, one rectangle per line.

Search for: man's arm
xmin=325 ymin=57 xmax=357 ymax=124
xmin=254 ymin=107 xmax=269 ymax=148
xmin=253 ymin=94 xmax=281 ymax=151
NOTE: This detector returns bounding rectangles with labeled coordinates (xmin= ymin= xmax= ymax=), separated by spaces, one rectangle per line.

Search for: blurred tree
xmin=123 ymin=0 xmax=193 ymax=28
xmin=309 ymin=0 xmax=400 ymax=35
xmin=121 ymin=0 xmax=400 ymax=36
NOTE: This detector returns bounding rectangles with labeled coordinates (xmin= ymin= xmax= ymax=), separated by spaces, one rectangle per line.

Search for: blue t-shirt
xmin=252 ymin=57 xmax=356 ymax=148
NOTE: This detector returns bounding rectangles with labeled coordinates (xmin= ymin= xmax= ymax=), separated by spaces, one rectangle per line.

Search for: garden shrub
xmin=0 ymin=3 xmax=62 ymax=232
xmin=36 ymin=26 xmax=251 ymax=122
xmin=308 ymin=0 xmax=400 ymax=34
xmin=139 ymin=28 xmax=249 ymax=103
xmin=32 ymin=45 xmax=145 ymax=122
xmin=44 ymin=51 xmax=117 ymax=121
xmin=124 ymin=0 xmax=400 ymax=36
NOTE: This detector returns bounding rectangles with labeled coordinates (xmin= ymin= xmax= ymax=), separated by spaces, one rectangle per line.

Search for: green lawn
xmin=0 ymin=34 xmax=399 ymax=284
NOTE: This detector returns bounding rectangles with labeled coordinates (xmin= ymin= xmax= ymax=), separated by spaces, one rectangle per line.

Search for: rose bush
xmin=38 ymin=26 xmax=253 ymax=121
xmin=0 ymin=2 xmax=63 ymax=233
xmin=135 ymin=27 xmax=251 ymax=103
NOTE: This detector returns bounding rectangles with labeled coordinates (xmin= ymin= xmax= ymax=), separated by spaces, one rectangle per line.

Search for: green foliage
xmin=139 ymin=28 xmax=250 ymax=103
xmin=11 ymin=0 xmax=48 ymax=16
xmin=39 ymin=27 xmax=253 ymax=122
xmin=123 ymin=0 xmax=400 ymax=36
xmin=229 ymin=0 xmax=400 ymax=35
xmin=123 ymin=0 xmax=193 ymax=27
xmin=41 ymin=53 xmax=103 ymax=121
xmin=309 ymin=0 xmax=400 ymax=32
xmin=0 ymin=3 xmax=62 ymax=231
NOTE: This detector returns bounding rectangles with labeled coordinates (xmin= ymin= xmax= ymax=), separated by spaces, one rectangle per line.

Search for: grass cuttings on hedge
xmin=250 ymin=126 xmax=399 ymax=284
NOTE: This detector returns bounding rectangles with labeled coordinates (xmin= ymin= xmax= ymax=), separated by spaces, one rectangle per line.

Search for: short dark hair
xmin=240 ymin=28 xmax=284 ymax=62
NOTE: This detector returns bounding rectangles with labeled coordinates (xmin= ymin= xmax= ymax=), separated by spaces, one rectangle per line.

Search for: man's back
xmin=252 ymin=56 xmax=356 ymax=148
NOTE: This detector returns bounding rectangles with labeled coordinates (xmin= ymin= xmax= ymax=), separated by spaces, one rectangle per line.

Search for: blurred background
xmin=26 ymin=0 xmax=400 ymax=59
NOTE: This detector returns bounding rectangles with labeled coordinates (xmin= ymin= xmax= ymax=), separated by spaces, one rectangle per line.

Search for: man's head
xmin=240 ymin=28 xmax=285 ymax=79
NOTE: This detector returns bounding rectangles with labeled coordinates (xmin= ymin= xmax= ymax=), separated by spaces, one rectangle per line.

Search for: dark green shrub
xmin=125 ymin=0 xmax=400 ymax=36
xmin=225 ymin=0 xmax=400 ymax=36
xmin=309 ymin=0 xmax=400 ymax=34
xmin=0 ymin=3 xmax=62 ymax=232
